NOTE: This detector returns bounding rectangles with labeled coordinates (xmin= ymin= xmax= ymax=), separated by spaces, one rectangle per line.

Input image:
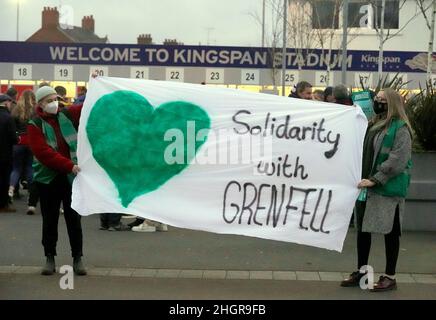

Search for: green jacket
xmin=29 ymin=110 xmax=78 ymax=184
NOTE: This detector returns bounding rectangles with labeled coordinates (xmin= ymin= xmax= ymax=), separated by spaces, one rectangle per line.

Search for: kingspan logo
xmin=361 ymin=55 xmax=401 ymax=64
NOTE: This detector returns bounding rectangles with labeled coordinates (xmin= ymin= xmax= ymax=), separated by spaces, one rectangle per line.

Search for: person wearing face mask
xmin=341 ymin=88 xmax=413 ymax=292
xmin=27 ymin=86 xmax=86 ymax=276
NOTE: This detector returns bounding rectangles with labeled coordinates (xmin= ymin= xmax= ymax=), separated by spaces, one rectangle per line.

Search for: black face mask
xmin=373 ymin=100 xmax=388 ymax=114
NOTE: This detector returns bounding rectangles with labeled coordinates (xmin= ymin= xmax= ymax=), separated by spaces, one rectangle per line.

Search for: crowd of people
xmin=0 ymin=78 xmax=412 ymax=292
xmin=288 ymin=80 xmax=353 ymax=105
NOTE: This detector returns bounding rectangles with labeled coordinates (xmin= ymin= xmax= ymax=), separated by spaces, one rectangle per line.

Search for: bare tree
xmin=311 ymin=0 xmax=347 ymax=84
xmin=417 ymin=0 xmax=436 ymax=82
xmin=370 ymin=0 xmax=422 ymax=81
xmin=303 ymin=0 xmax=363 ymax=86
xmin=253 ymin=0 xmax=317 ymax=86
xmin=286 ymin=0 xmax=320 ymax=71
xmin=250 ymin=0 xmax=285 ymax=89
xmin=272 ymin=0 xmax=361 ymax=85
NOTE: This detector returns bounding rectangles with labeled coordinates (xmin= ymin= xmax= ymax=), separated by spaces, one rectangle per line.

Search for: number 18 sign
xmin=13 ymin=64 xmax=32 ymax=80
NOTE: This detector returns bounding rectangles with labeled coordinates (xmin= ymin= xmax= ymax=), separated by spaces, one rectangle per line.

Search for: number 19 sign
xmin=54 ymin=65 xmax=73 ymax=81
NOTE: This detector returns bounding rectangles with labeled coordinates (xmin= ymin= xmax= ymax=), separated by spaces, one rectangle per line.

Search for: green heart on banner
xmin=86 ymin=90 xmax=211 ymax=207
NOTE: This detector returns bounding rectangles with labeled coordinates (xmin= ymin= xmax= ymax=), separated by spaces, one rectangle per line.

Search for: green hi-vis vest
xmin=29 ymin=110 xmax=78 ymax=185
xmin=372 ymin=119 xmax=412 ymax=198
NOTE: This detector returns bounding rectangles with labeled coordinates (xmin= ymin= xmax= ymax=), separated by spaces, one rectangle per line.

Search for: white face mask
xmin=43 ymin=101 xmax=59 ymax=114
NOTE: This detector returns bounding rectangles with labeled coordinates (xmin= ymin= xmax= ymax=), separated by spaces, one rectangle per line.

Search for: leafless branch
xmin=417 ymin=0 xmax=434 ymax=29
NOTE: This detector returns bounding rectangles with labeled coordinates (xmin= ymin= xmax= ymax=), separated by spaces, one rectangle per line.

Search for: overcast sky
xmin=0 ymin=0 xmax=267 ymax=46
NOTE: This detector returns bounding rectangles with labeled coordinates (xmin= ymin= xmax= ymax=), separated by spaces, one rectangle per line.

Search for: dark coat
xmin=0 ymin=106 xmax=18 ymax=163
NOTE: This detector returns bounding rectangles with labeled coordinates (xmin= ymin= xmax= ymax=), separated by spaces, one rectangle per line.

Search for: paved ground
xmin=1 ymin=274 xmax=436 ymax=300
xmin=0 ymin=195 xmax=435 ymax=299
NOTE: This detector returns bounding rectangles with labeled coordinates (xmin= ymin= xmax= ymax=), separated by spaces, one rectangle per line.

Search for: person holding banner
xmin=341 ymin=88 xmax=412 ymax=292
xmin=27 ymin=86 xmax=86 ymax=276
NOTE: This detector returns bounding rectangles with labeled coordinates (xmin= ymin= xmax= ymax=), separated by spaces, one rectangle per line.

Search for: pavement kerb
xmin=1 ymin=266 xmax=436 ymax=284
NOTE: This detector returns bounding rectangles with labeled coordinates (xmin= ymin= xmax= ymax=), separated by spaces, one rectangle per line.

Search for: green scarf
xmin=371 ymin=119 xmax=412 ymax=197
xmin=29 ymin=111 xmax=78 ymax=184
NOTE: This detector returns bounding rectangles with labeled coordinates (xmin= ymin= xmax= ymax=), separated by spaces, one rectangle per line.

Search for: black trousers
xmin=28 ymin=181 xmax=40 ymax=207
xmin=357 ymin=203 xmax=401 ymax=276
xmin=37 ymin=175 xmax=83 ymax=257
xmin=100 ymin=213 xmax=122 ymax=228
xmin=0 ymin=161 xmax=12 ymax=208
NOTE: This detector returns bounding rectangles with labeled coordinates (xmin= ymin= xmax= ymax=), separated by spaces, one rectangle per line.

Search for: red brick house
xmin=26 ymin=7 xmax=108 ymax=43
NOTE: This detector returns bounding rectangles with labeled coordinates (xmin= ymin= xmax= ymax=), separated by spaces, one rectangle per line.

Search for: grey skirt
xmin=355 ymin=190 xmax=404 ymax=235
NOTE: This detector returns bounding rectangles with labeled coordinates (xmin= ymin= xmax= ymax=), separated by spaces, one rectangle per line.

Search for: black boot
xmin=73 ymin=257 xmax=87 ymax=276
xmin=41 ymin=255 xmax=55 ymax=275
xmin=128 ymin=218 xmax=145 ymax=228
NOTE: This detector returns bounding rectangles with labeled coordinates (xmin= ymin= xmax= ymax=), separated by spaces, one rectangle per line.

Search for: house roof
xmin=58 ymin=26 xmax=108 ymax=43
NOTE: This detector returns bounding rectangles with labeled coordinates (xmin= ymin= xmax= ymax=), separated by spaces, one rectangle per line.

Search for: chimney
xmin=163 ymin=39 xmax=179 ymax=46
xmin=137 ymin=34 xmax=153 ymax=45
xmin=82 ymin=15 xmax=95 ymax=33
xmin=42 ymin=7 xmax=59 ymax=29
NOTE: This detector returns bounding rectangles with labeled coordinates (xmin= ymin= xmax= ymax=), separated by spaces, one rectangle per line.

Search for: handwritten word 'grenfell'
xmin=222 ymin=181 xmax=332 ymax=234
xmin=232 ymin=111 xmax=341 ymax=159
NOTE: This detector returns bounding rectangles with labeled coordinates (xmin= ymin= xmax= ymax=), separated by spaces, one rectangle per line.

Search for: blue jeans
xmin=9 ymin=145 xmax=33 ymax=187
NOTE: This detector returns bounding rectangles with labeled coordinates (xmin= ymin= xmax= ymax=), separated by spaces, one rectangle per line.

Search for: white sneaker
xmin=131 ymin=222 xmax=156 ymax=232
xmin=26 ymin=206 xmax=36 ymax=215
xmin=121 ymin=214 xmax=136 ymax=219
xmin=156 ymin=223 xmax=168 ymax=232
xmin=8 ymin=187 xmax=14 ymax=202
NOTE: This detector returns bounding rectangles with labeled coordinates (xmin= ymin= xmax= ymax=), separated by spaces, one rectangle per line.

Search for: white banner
xmin=72 ymin=76 xmax=367 ymax=252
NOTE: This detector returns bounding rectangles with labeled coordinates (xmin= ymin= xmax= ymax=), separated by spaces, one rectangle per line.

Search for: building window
xmin=348 ymin=0 xmax=399 ymax=29
xmin=311 ymin=0 xmax=340 ymax=29
xmin=311 ymin=0 xmax=399 ymax=30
